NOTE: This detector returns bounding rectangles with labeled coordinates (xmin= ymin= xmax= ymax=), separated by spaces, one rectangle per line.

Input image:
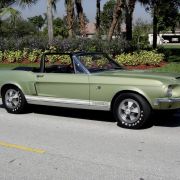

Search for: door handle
xmin=36 ymin=74 xmax=44 ymax=78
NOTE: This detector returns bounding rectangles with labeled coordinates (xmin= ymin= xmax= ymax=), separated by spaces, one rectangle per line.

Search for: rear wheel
xmin=2 ymin=86 xmax=27 ymax=114
xmin=113 ymin=93 xmax=152 ymax=129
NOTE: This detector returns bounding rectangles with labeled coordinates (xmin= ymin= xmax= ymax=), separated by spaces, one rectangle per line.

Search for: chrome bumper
xmin=155 ymin=98 xmax=180 ymax=106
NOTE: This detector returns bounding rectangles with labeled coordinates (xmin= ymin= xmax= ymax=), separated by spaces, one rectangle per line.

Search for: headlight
xmin=167 ymin=85 xmax=173 ymax=97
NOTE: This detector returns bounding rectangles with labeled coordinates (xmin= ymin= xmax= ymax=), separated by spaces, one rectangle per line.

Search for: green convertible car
xmin=0 ymin=52 xmax=180 ymax=129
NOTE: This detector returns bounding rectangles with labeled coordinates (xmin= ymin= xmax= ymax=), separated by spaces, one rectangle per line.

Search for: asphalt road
xmin=0 ymin=99 xmax=180 ymax=180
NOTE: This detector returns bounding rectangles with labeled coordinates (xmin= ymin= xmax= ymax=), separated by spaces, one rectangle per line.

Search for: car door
xmin=34 ymin=54 xmax=90 ymax=106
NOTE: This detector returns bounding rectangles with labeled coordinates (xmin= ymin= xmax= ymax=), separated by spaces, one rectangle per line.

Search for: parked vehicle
xmin=0 ymin=52 xmax=180 ymax=129
xmin=148 ymin=34 xmax=170 ymax=45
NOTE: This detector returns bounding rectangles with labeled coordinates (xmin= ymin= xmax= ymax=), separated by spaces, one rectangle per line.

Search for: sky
xmin=16 ymin=0 xmax=151 ymax=23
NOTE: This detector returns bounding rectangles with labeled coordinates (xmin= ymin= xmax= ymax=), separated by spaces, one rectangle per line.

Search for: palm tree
xmin=124 ymin=0 xmax=136 ymax=41
xmin=0 ymin=0 xmax=15 ymax=9
xmin=96 ymin=0 xmax=101 ymax=38
xmin=65 ymin=0 xmax=75 ymax=37
xmin=0 ymin=0 xmax=15 ymax=33
xmin=46 ymin=0 xmax=60 ymax=45
xmin=108 ymin=0 xmax=125 ymax=41
xmin=0 ymin=0 xmax=35 ymax=37
xmin=75 ymin=0 xmax=85 ymax=36
xmin=0 ymin=7 xmax=21 ymax=22
xmin=47 ymin=0 xmax=54 ymax=44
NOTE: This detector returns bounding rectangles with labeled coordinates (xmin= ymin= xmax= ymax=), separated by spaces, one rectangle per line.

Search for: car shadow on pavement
xmin=0 ymin=103 xmax=180 ymax=127
xmin=32 ymin=105 xmax=180 ymax=127
xmin=150 ymin=110 xmax=180 ymax=128
xmin=32 ymin=105 xmax=116 ymax=123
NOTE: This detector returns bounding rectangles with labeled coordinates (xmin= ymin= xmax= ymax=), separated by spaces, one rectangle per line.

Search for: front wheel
xmin=113 ymin=93 xmax=152 ymax=129
xmin=2 ymin=86 xmax=27 ymax=114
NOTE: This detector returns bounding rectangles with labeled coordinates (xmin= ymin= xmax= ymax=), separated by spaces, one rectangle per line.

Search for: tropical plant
xmin=0 ymin=0 xmax=15 ymax=9
xmin=0 ymin=7 xmax=21 ymax=25
xmin=14 ymin=50 xmax=23 ymax=62
xmin=101 ymin=0 xmax=116 ymax=35
xmin=0 ymin=51 xmax=3 ymax=62
xmin=133 ymin=18 xmax=151 ymax=48
xmin=28 ymin=15 xmax=45 ymax=31
xmin=28 ymin=49 xmax=42 ymax=62
xmin=115 ymin=50 xmax=164 ymax=66
xmin=53 ymin=17 xmax=69 ymax=38
xmin=5 ymin=51 xmax=16 ymax=63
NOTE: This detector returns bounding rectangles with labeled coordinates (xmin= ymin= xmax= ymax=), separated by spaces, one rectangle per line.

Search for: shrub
xmin=28 ymin=49 xmax=42 ymax=63
xmin=0 ymin=35 xmax=48 ymax=51
xmin=0 ymin=51 xmax=3 ymax=62
xmin=115 ymin=50 xmax=164 ymax=66
xmin=5 ymin=51 xmax=16 ymax=63
xmin=22 ymin=48 xmax=29 ymax=60
xmin=51 ymin=37 xmax=135 ymax=54
xmin=15 ymin=50 xmax=23 ymax=62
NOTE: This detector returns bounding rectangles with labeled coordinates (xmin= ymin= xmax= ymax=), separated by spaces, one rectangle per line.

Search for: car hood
xmin=95 ymin=70 xmax=180 ymax=82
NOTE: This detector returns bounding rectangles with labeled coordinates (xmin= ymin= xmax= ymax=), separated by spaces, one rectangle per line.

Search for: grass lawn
xmin=162 ymin=44 xmax=180 ymax=49
xmin=167 ymin=55 xmax=180 ymax=62
xmin=161 ymin=44 xmax=180 ymax=62
xmin=151 ymin=63 xmax=180 ymax=73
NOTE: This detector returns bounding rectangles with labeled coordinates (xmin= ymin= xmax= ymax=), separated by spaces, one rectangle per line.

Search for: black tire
xmin=113 ymin=93 xmax=152 ymax=129
xmin=2 ymin=86 xmax=27 ymax=114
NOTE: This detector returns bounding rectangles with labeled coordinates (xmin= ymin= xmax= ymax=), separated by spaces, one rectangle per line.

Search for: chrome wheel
xmin=5 ymin=89 xmax=21 ymax=109
xmin=113 ymin=93 xmax=151 ymax=129
xmin=118 ymin=98 xmax=141 ymax=123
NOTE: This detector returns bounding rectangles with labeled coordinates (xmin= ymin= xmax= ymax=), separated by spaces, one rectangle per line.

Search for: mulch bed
xmin=1 ymin=61 xmax=167 ymax=70
xmin=126 ymin=61 xmax=167 ymax=70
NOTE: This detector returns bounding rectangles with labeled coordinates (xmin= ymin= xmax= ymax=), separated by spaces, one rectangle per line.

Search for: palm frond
xmin=16 ymin=0 xmax=38 ymax=8
xmin=0 ymin=7 xmax=21 ymax=18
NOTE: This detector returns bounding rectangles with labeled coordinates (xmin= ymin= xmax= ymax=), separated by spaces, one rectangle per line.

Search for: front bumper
xmin=154 ymin=97 xmax=180 ymax=109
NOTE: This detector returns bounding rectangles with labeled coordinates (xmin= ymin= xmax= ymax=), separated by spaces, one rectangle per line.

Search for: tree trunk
xmin=153 ymin=5 xmax=158 ymax=49
xmin=171 ymin=25 xmax=175 ymax=33
xmin=75 ymin=0 xmax=85 ymax=36
xmin=67 ymin=0 xmax=74 ymax=37
xmin=96 ymin=0 xmax=101 ymax=38
xmin=108 ymin=0 xmax=124 ymax=41
xmin=125 ymin=0 xmax=135 ymax=41
xmin=47 ymin=0 xmax=54 ymax=45
xmin=125 ymin=12 xmax=133 ymax=40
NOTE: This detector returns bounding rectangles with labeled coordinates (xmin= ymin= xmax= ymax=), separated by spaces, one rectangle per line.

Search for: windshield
xmin=76 ymin=53 xmax=123 ymax=73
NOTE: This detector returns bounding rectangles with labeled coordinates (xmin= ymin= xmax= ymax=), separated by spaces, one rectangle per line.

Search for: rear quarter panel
xmin=0 ymin=70 xmax=37 ymax=97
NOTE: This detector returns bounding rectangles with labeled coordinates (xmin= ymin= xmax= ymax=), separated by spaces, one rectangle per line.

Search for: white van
xmin=148 ymin=34 xmax=169 ymax=45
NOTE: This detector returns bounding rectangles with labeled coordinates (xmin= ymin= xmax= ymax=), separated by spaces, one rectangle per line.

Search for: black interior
xmin=13 ymin=66 xmax=40 ymax=72
xmin=45 ymin=65 xmax=74 ymax=73
xmin=13 ymin=65 xmax=74 ymax=73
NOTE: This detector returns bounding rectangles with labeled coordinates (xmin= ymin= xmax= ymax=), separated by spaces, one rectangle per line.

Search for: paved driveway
xmin=0 ymin=99 xmax=180 ymax=180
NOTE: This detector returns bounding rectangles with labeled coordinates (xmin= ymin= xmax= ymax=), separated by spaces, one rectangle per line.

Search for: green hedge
xmin=0 ymin=49 xmax=164 ymax=66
